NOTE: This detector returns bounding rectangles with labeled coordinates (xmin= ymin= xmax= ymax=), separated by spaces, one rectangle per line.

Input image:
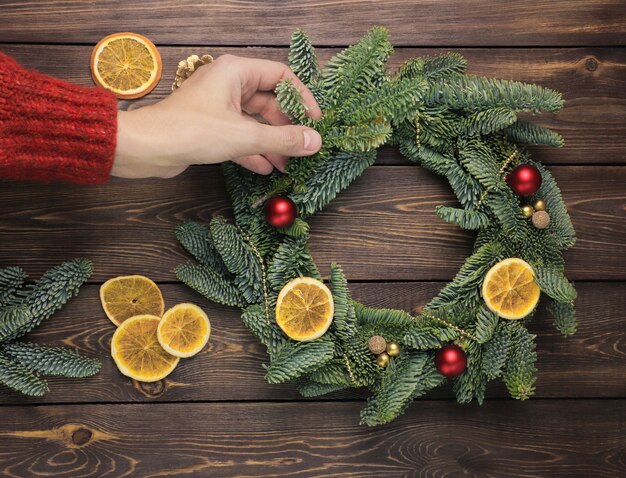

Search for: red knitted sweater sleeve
xmin=0 ymin=51 xmax=118 ymax=184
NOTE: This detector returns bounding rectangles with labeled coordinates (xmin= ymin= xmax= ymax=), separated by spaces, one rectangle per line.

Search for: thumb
xmin=250 ymin=123 xmax=322 ymax=157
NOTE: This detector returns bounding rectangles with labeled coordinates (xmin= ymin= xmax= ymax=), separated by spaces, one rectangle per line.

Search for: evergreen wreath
xmin=0 ymin=259 xmax=100 ymax=396
xmin=175 ymin=27 xmax=577 ymax=426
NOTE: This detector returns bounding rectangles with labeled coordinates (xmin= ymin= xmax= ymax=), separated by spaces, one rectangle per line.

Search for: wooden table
xmin=1 ymin=2 xmax=625 ymax=476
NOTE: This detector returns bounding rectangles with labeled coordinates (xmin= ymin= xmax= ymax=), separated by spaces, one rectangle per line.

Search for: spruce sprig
xmin=0 ymin=259 xmax=99 ymax=397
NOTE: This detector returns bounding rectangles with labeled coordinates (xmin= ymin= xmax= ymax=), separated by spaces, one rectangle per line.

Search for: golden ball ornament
xmin=386 ymin=342 xmax=401 ymax=357
xmin=521 ymin=205 xmax=535 ymax=218
xmin=533 ymin=199 xmax=546 ymax=211
xmin=376 ymin=352 xmax=390 ymax=367
xmin=368 ymin=335 xmax=387 ymax=355
xmin=532 ymin=210 xmax=550 ymax=229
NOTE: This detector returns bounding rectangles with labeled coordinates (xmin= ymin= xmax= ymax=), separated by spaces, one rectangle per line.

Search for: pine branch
xmin=241 ymin=304 xmax=287 ymax=357
xmin=400 ymin=52 xmax=467 ymax=81
xmin=175 ymin=222 xmax=231 ymax=277
xmin=462 ymin=107 xmax=517 ymax=136
xmin=533 ymin=266 xmax=577 ymax=303
xmin=2 ymin=342 xmax=100 ymax=378
xmin=299 ymin=382 xmax=348 ymax=397
xmin=436 ymin=206 xmax=490 ymax=230
xmin=0 ymin=352 xmax=48 ymax=396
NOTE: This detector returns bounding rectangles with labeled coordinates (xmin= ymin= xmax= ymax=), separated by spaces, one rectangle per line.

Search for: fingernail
xmin=303 ymin=130 xmax=322 ymax=152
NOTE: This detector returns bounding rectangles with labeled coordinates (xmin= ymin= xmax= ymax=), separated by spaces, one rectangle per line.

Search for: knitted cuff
xmin=0 ymin=51 xmax=118 ymax=184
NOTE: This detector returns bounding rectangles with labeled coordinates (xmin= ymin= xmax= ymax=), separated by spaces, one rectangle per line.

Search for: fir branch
xmin=360 ymin=351 xmax=428 ymax=426
xmin=426 ymin=75 xmax=564 ymax=113
xmin=0 ymin=306 xmax=33 ymax=344
xmin=329 ymin=263 xmax=357 ymax=341
xmin=502 ymin=324 xmax=537 ymax=400
xmin=241 ymin=304 xmax=287 ymax=357
xmin=481 ymin=325 xmax=510 ymax=379
xmin=462 ymin=107 xmax=517 ymax=136
xmin=175 ymin=222 xmax=231 ymax=277
xmin=291 ymin=150 xmax=376 ymax=216
xmin=265 ymin=337 xmax=335 ymax=384
xmin=436 ymin=206 xmax=490 ymax=230
xmin=0 ymin=266 xmax=26 ymax=308
xmin=12 ymin=258 xmax=92 ymax=340
xmin=288 ymin=29 xmax=321 ymax=84
xmin=2 ymin=342 xmax=100 ymax=378
xmin=533 ymin=266 xmax=577 ymax=303
xmin=299 ymin=382 xmax=348 ymax=397
xmin=503 ymin=120 xmax=564 ymax=147
xmin=547 ymin=299 xmax=577 ymax=336
xmin=454 ymin=341 xmax=486 ymax=404
xmin=210 ymin=217 xmax=263 ymax=304
xmin=275 ymin=79 xmax=308 ymax=123
xmin=474 ymin=306 xmax=499 ymax=343
xmin=0 ymin=352 xmax=48 ymax=397
xmin=175 ymin=262 xmax=247 ymax=308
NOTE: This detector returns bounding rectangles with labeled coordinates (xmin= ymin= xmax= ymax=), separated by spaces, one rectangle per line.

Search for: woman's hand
xmin=113 ymin=55 xmax=323 ymax=179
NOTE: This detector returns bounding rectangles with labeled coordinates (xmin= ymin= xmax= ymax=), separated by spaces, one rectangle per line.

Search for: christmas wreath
xmin=175 ymin=27 xmax=577 ymax=426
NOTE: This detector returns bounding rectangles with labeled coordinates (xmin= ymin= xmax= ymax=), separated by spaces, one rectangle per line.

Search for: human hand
xmin=113 ymin=54 xmax=323 ymax=179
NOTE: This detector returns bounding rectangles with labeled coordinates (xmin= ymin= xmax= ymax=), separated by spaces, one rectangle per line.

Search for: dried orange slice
xmin=111 ymin=314 xmax=179 ymax=382
xmin=91 ymin=32 xmax=162 ymax=99
xmin=275 ymin=277 xmax=334 ymax=341
xmin=157 ymin=303 xmax=211 ymax=358
xmin=482 ymin=258 xmax=541 ymax=320
xmin=100 ymin=275 xmax=164 ymax=326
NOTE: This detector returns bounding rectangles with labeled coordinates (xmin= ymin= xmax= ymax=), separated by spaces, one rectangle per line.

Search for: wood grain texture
xmin=0 ymin=281 xmax=622 ymax=405
xmin=2 ymin=44 xmax=625 ymax=165
xmin=0 ymin=0 xmax=624 ymax=46
xmin=0 ymin=166 xmax=623 ymax=281
xmin=0 ymin=400 xmax=623 ymax=477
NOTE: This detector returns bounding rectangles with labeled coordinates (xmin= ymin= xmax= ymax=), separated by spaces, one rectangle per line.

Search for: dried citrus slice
xmin=482 ymin=258 xmax=541 ymax=320
xmin=275 ymin=277 xmax=334 ymax=341
xmin=90 ymin=32 xmax=162 ymax=99
xmin=111 ymin=314 xmax=179 ymax=382
xmin=100 ymin=275 xmax=165 ymax=326
xmin=157 ymin=303 xmax=211 ymax=358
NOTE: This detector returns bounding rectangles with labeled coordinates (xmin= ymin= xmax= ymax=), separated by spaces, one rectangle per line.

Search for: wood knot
xmin=139 ymin=379 xmax=165 ymax=397
xmin=585 ymin=57 xmax=598 ymax=71
xmin=71 ymin=428 xmax=92 ymax=446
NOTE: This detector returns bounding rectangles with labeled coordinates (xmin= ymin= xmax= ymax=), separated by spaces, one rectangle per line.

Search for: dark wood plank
xmin=0 ymin=166 xmax=624 ymax=281
xmin=0 ymin=281 xmax=622 ymax=404
xmin=0 ymin=1 xmax=624 ymax=46
xmin=0 ymin=400 xmax=623 ymax=477
xmin=2 ymin=44 xmax=625 ymax=165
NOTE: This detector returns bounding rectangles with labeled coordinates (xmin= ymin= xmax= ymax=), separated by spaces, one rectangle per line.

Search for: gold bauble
xmin=533 ymin=199 xmax=546 ymax=211
xmin=521 ymin=205 xmax=535 ymax=218
xmin=532 ymin=210 xmax=550 ymax=229
xmin=386 ymin=342 xmax=401 ymax=357
xmin=376 ymin=352 xmax=390 ymax=367
xmin=368 ymin=335 xmax=387 ymax=355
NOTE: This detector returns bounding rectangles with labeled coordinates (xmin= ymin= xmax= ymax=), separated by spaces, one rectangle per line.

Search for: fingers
xmin=232 ymin=155 xmax=274 ymax=175
xmin=218 ymin=55 xmax=322 ymax=120
xmin=249 ymin=122 xmax=322 ymax=157
xmin=242 ymin=92 xmax=290 ymax=126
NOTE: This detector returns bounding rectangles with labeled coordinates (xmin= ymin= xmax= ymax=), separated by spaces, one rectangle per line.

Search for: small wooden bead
xmin=368 ymin=335 xmax=387 ymax=354
xmin=532 ymin=210 xmax=550 ymax=229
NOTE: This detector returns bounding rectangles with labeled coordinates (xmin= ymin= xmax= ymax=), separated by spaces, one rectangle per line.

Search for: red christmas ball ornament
xmin=506 ymin=164 xmax=542 ymax=197
xmin=435 ymin=343 xmax=467 ymax=378
xmin=264 ymin=196 xmax=297 ymax=228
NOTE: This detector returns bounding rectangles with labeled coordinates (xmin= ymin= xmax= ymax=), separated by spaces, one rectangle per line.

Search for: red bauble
xmin=435 ymin=344 xmax=467 ymax=378
xmin=264 ymin=196 xmax=297 ymax=228
xmin=506 ymin=164 xmax=542 ymax=197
